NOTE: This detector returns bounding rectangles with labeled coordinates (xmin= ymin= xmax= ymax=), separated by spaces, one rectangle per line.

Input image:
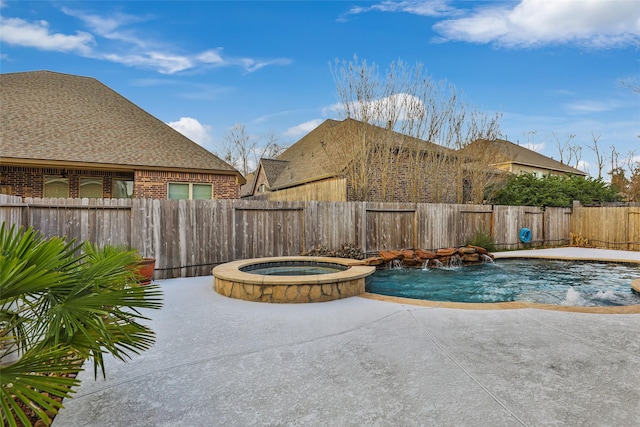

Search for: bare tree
xmin=568 ymin=143 xmax=583 ymax=170
xmin=551 ymin=132 xmax=577 ymax=165
xmin=261 ymin=131 xmax=286 ymax=159
xmin=522 ymin=130 xmax=538 ymax=147
xmin=610 ymin=145 xmax=620 ymax=172
xmin=328 ymin=56 xmax=502 ymax=203
xmin=586 ymin=133 xmax=606 ymax=178
xmin=628 ymin=150 xmax=640 ymax=202
xmin=619 ymin=78 xmax=640 ymax=95
xmin=219 ymin=124 xmax=286 ymax=176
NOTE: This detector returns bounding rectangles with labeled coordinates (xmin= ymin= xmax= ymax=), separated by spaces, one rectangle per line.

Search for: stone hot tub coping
xmin=212 ymin=256 xmax=376 ymax=303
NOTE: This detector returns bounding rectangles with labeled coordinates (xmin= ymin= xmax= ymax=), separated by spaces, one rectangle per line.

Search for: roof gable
xmin=1 ymin=71 xmax=240 ymax=176
xmin=260 ymin=158 xmax=290 ymax=185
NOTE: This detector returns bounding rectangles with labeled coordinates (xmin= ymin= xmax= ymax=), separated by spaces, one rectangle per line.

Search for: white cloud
xmin=236 ymin=57 xmax=293 ymax=73
xmin=197 ymin=49 xmax=225 ymax=65
xmin=339 ymin=0 xmax=456 ymax=22
xmin=323 ymin=93 xmax=426 ymax=124
xmin=433 ymin=0 xmax=640 ymax=48
xmin=167 ymin=117 xmax=213 ymax=147
xmin=61 ymin=7 xmax=147 ymax=39
xmin=577 ymin=160 xmax=590 ymax=173
xmin=522 ymin=142 xmax=545 ymax=152
xmin=1 ymin=7 xmax=291 ymax=75
xmin=103 ymin=52 xmax=194 ymax=74
xmin=0 ymin=16 xmax=94 ymax=53
xmin=284 ymin=119 xmax=324 ymax=137
xmin=322 ymin=102 xmax=344 ymax=117
xmin=198 ymin=48 xmax=292 ymax=73
xmin=564 ymin=99 xmax=623 ymax=113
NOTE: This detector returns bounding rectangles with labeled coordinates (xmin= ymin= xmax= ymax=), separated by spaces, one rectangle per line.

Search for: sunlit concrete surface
xmin=54 ymin=248 xmax=640 ymax=427
xmin=493 ymin=247 xmax=640 ymax=264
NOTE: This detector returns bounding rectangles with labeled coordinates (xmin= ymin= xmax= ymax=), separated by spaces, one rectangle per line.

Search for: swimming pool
xmin=366 ymin=259 xmax=640 ymax=306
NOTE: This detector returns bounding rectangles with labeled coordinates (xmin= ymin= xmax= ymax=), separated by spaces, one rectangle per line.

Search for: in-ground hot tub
xmin=213 ymin=256 xmax=376 ymax=303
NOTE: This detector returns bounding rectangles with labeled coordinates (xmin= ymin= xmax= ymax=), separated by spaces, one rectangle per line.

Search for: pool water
xmin=240 ymin=261 xmax=348 ymax=276
xmin=366 ymin=259 xmax=640 ymax=306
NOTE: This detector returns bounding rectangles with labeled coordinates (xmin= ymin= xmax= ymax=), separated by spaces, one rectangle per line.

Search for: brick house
xmin=243 ymin=118 xmax=457 ymax=202
xmin=1 ymin=71 xmax=245 ymax=200
xmin=243 ymin=118 xmax=587 ymax=203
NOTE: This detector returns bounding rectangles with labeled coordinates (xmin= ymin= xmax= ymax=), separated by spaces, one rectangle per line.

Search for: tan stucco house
xmin=461 ymin=139 xmax=587 ymax=178
xmin=1 ymin=70 xmax=245 ymax=199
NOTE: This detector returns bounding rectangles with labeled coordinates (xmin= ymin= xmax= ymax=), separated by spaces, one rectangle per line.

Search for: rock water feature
xmin=363 ymin=245 xmax=494 ymax=270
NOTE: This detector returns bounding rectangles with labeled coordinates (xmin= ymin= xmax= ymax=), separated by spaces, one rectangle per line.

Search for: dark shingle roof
xmin=0 ymin=71 xmax=240 ymax=176
xmin=240 ymin=172 xmax=256 ymax=197
xmin=260 ymin=158 xmax=290 ymax=186
xmin=464 ymin=139 xmax=587 ymax=176
xmin=270 ymin=118 xmax=450 ymax=190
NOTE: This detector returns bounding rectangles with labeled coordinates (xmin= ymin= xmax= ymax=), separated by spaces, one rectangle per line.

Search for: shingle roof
xmin=260 ymin=158 xmax=290 ymax=186
xmin=463 ymin=139 xmax=587 ymax=176
xmin=240 ymin=172 xmax=256 ymax=197
xmin=0 ymin=71 xmax=240 ymax=176
xmin=270 ymin=118 xmax=450 ymax=190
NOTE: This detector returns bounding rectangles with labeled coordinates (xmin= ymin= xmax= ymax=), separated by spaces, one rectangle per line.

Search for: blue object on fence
xmin=519 ymin=227 xmax=532 ymax=243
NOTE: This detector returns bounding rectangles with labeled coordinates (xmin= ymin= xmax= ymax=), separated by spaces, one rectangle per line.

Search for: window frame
xmin=167 ymin=182 xmax=214 ymax=200
xmin=79 ymin=176 xmax=104 ymax=199
xmin=43 ymin=175 xmax=70 ymax=198
xmin=112 ymin=178 xmax=135 ymax=199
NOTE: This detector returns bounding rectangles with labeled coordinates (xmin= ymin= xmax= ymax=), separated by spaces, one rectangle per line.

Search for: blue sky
xmin=1 ymin=0 xmax=639 ymax=178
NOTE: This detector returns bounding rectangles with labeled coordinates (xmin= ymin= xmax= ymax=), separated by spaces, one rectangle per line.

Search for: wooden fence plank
xmin=3 ymin=197 xmax=639 ymax=280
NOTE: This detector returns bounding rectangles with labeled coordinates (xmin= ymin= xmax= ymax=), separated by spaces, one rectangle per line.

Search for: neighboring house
xmin=243 ymin=159 xmax=290 ymax=197
xmin=243 ymin=119 xmax=588 ymax=203
xmin=462 ymin=139 xmax=587 ymax=178
xmin=243 ymin=118 xmax=456 ymax=202
xmin=1 ymin=71 xmax=245 ymax=200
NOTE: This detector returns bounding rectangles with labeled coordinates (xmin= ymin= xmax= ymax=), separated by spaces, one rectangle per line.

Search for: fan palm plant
xmin=0 ymin=223 xmax=163 ymax=426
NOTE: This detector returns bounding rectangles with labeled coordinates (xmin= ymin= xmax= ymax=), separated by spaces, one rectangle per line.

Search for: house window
xmin=168 ymin=183 xmax=213 ymax=200
xmin=113 ymin=179 xmax=134 ymax=199
xmin=79 ymin=177 xmax=103 ymax=198
xmin=260 ymin=184 xmax=266 ymax=193
xmin=44 ymin=176 xmax=69 ymax=198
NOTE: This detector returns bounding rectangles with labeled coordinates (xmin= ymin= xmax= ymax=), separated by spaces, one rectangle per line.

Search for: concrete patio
xmin=53 ymin=249 xmax=640 ymax=426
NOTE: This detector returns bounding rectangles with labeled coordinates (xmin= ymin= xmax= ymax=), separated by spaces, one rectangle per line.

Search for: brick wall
xmin=134 ymin=170 xmax=240 ymax=199
xmin=0 ymin=166 xmax=134 ymax=198
xmin=253 ymin=167 xmax=269 ymax=195
xmin=343 ymin=151 xmax=459 ymax=203
xmin=0 ymin=166 xmax=240 ymax=199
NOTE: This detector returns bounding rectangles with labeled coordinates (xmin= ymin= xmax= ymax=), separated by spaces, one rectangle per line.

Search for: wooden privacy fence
xmin=1 ymin=194 xmax=578 ymax=279
xmin=571 ymin=203 xmax=640 ymax=251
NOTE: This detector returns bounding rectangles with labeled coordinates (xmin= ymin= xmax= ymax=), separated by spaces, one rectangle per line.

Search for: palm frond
xmin=1 ymin=223 xmax=163 ymax=425
xmin=0 ymin=345 xmax=82 ymax=427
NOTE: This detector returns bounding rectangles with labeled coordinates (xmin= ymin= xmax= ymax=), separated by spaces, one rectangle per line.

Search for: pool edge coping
xmin=212 ymin=256 xmax=375 ymax=286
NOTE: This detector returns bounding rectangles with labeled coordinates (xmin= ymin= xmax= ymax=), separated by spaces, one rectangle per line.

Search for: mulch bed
xmin=7 ymin=371 xmax=80 ymax=427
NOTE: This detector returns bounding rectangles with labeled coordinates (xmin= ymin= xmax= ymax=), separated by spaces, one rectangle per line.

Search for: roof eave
xmin=490 ymin=160 xmax=587 ymax=176
xmin=0 ymin=157 xmax=247 ymax=183
xmin=269 ymin=173 xmax=340 ymax=191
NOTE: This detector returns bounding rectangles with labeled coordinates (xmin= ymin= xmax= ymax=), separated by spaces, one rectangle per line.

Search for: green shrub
xmin=467 ymin=231 xmax=495 ymax=252
xmin=487 ymin=173 xmax=621 ymax=207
